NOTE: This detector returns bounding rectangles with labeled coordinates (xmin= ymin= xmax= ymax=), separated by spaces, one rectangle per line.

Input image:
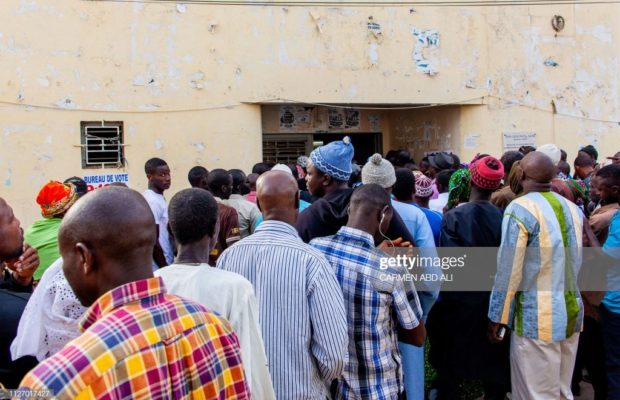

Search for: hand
xmin=378 ymin=237 xmax=412 ymax=257
xmin=6 ymin=244 xmax=39 ymax=285
xmin=487 ymin=321 xmax=507 ymax=343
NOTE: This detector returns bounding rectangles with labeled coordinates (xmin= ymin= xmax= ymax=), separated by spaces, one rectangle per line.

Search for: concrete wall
xmin=1 ymin=1 xmax=619 ymax=225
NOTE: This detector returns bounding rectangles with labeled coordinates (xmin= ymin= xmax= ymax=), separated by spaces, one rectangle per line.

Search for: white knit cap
xmin=361 ymin=154 xmax=396 ymax=188
xmin=537 ymin=144 xmax=562 ymax=165
xmin=271 ymin=164 xmax=293 ymax=175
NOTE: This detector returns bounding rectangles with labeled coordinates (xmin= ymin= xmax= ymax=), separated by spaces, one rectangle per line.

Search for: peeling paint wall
xmin=1 ymin=1 xmax=619 ymax=225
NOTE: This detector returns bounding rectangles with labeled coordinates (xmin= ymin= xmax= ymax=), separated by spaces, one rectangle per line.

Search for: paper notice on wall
xmin=328 ymin=108 xmax=344 ymax=130
xmin=279 ymin=106 xmax=314 ymax=131
xmin=83 ymin=173 xmax=129 ymax=191
xmin=503 ymin=132 xmax=536 ymax=152
xmin=463 ymin=133 xmax=481 ymax=150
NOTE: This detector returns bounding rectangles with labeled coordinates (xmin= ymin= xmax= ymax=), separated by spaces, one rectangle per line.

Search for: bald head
xmin=59 ymin=187 xmax=156 ymax=306
xmin=256 ymin=171 xmax=299 ymax=224
xmin=521 ymin=151 xmax=556 ymax=184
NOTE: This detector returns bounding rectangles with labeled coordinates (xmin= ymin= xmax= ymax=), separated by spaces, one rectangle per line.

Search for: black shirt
xmin=295 ymin=187 xmax=415 ymax=244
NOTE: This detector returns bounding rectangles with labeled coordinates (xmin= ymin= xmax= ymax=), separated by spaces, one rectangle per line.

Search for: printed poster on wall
xmin=83 ymin=173 xmax=130 ymax=191
xmin=328 ymin=108 xmax=360 ymax=130
xmin=279 ymin=106 xmax=314 ymax=131
xmin=503 ymin=132 xmax=536 ymax=152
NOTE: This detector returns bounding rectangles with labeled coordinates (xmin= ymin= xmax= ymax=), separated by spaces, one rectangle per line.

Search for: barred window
xmin=80 ymin=121 xmax=125 ymax=169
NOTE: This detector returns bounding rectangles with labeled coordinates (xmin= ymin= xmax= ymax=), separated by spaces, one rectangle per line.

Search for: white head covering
xmin=537 ymin=144 xmax=562 ymax=165
xmin=271 ymin=164 xmax=293 ymax=175
xmin=11 ymin=258 xmax=86 ymax=361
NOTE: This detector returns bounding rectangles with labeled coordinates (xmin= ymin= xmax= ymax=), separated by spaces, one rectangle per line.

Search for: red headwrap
xmin=36 ymin=181 xmax=78 ymax=218
xmin=469 ymin=156 xmax=504 ymax=190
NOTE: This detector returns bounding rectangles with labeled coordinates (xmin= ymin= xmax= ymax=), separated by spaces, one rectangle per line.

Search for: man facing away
xmin=188 ymin=166 xmax=240 ymax=265
xmin=488 ymin=151 xmax=584 ymax=399
xmin=19 ymin=187 xmax=249 ymax=399
xmin=217 ymin=170 xmax=348 ymax=399
xmin=222 ymin=169 xmax=260 ymax=238
xmin=143 ymin=157 xmax=174 ymax=268
xmin=155 ymin=188 xmax=275 ymax=399
xmin=310 ymin=184 xmax=426 ymax=399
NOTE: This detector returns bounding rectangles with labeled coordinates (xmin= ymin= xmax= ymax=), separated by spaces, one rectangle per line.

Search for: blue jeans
xmin=602 ymin=304 xmax=620 ymax=399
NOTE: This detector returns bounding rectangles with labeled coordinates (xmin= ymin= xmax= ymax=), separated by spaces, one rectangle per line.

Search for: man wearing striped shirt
xmin=488 ymin=152 xmax=584 ymax=399
xmin=20 ymin=187 xmax=249 ymax=399
xmin=311 ymin=184 xmax=426 ymax=399
xmin=217 ymin=170 xmax=349 ymax=399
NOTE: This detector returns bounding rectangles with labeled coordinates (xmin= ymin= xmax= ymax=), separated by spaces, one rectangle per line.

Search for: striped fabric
xmin=217 ymin=220 xmax=349 ymax=399
xmin=489 ymin=191 xmax=584 ymax=342
xmin=311 ymin=227 xmax=423 ymax=400
xmin=19 ymin=277 xmax=249 ymax=399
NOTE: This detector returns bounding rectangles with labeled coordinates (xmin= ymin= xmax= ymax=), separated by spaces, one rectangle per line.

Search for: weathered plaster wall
xmin=0 ymin=1 xmax=619 ymax=224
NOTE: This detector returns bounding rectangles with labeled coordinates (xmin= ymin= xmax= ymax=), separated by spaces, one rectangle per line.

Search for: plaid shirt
xmin=311 ymin=227 xmax=423 ymax=400
xmin=19 ymin=277 xmax=249 ymax=399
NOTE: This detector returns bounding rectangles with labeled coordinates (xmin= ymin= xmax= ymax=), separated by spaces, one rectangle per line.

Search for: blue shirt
xmin=216 ymin=220 xmax=348 ymax=399
xmin=391 ymin=200 xmax=441 ymax=317
xmin=603 ymin=210 xmax=620 ymax=314
xmin=311 ymin=227 xmax=423 ymax=400
xmin=406 ymin=202 xmax=442 ymax=246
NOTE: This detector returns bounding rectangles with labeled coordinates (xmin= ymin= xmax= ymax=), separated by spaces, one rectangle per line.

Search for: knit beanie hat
xmin=415 ymin=174 xmax=434 ymax=198
xmin=362 ymin=154 xmax=396 ymax=188
xmin=309 ymin=137 xmax=354 ymax=181
xmin=469 ymin=156 xmax=505 ymax=190
xmin=271 ymin=164 xmax=293 ymax=175
xmin=537 ymin=144 xmax=562 ymax=165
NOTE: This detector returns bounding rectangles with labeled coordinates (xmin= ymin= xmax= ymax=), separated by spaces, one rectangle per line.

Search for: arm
xmin=308 ymin=260 xmax=348 ymax=383
xmin=488 ymin=212 xmax=528 ymax=339
xmin=248 ymin=205 xmax=261 ymax=235
xmin=152 ymin=225 xmax=167 ymax=268
xmin=395 ymin=271 xmax=426 ymax=346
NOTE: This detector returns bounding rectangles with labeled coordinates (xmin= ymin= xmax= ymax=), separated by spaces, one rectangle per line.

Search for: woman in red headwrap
xmin=24 ymin=181 xmax=78 ymax=280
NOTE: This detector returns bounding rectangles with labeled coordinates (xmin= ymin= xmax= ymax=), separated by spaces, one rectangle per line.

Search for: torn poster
xmin=503 ymin=132 xmax=536 ymax=152
xmin=368 ymin=115 xmax=381 ymax=132
xmin=344 ymin=109 xmax=360 ymax=129
xmin=279 ymin=106 xmax=314 ymax=131
xmin=412 ymin=28 xmax=440 ymax=76
xmin=328 ymin=108 xmax=344 ymax=130
xmin=368 ymin=21 xmax=382 ymax=38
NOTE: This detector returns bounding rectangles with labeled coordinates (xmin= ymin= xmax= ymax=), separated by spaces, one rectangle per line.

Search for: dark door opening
xmin=312 ymin=133 xmax=382 ymax=165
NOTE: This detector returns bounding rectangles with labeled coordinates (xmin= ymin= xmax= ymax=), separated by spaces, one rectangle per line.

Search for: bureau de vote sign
xmin=83 ymin=173 xmax=130 ymax=191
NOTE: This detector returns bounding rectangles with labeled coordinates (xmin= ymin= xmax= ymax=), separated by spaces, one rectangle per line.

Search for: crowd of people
xmin=0 ymin=138 xmax=619 ymax=400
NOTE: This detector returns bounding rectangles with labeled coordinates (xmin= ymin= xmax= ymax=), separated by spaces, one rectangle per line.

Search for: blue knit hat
xmin=310 ymin=136 xmax=354 ymax=181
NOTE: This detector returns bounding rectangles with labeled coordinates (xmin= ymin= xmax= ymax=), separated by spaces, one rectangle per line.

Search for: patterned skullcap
xmin=309 ymin=137 xmax=354 ymax=181
xmin=415 ymin=174 xmax=433 ymax=198
xmin=469 ymin=156 xmax=504 ymax=190
xmin=36 ymin=181 xmax=78 ymax=218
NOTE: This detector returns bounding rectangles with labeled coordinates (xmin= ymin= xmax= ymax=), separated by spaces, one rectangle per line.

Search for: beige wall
xmin=1 ymin=1 xmax=619 ymax=224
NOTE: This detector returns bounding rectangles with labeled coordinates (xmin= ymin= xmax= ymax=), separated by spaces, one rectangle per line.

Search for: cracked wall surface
xmin=0 ymin=1 xmax=618 ymax=224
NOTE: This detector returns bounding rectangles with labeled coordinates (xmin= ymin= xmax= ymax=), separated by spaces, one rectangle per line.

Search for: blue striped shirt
xmin=311 ymin=227 xmax=423 ymax=400
xmin=217 ymin=220 xmax=349 ymax=399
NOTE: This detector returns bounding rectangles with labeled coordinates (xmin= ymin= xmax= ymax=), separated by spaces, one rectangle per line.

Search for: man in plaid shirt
xmin=311 ymin=184 xmax=426 ymax=400
xmin=19 ymin=187 xmax=249 ymax=399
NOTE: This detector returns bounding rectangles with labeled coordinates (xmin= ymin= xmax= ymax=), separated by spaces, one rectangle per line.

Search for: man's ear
xmin=295 ymin=191 xmax=300 ymax=210
xmin=323 ymin=174 xmax=331 ymax=186
xmin=256 ymin=198 xmax=263 ymax=213
xmin=75 ymin=242 xmax=95 ymax=275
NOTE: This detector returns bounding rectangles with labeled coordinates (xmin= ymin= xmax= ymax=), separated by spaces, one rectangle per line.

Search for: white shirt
xmin=155 ymin=263 xmax=275 ymax=400
xmin=221 ymin=194 xmax=261 ymax=238
xmin=429 ymin=192 xmax=449 ymax=214
xmin=143 ymin=189 xmax=174 ymax=266
xmin=11 ymin=258 xmax=86 ymax=361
